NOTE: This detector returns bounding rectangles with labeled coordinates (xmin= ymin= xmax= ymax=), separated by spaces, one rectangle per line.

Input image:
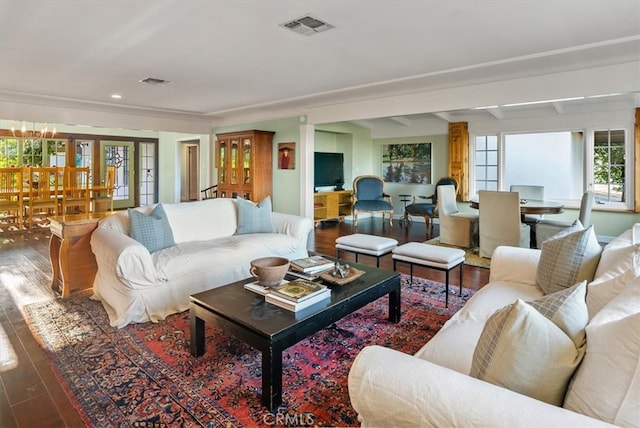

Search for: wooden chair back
xmin=26 ymin=167 xmax=60 ymax=228
xmin=62 ymin=167 xmax=91 ymax=214
xmin=0 ymin=167 xmax=24 ymax=229
xmin=91 ymin=166 xmax=116 ymax=212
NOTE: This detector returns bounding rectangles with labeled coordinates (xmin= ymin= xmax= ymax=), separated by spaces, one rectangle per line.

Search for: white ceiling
xmin=1 ymin=0 xmax=639 ymax=130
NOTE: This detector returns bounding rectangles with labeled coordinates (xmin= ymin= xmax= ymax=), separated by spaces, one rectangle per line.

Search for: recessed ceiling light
xmin=111 ymin=94 xmax=122 ymax=99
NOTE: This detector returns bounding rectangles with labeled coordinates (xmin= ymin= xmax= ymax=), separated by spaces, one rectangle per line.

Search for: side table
xmin=399 ymin=194 xmax=412 ymax=225
xmin=48 ymin=212 xmax=114 ymax=298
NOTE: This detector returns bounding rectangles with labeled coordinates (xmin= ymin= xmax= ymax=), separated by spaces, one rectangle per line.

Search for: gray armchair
xmin=404 ymin=176 xmax=457 ymax=239
xmin=352 ymin=175 xmax=393 ymax=227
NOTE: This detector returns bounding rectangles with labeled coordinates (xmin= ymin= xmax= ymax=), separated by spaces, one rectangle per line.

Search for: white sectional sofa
xmin=90 ymin=198 xmax=314 ymax=328
xmin=349 ymin=224 xmax=640 ymax=427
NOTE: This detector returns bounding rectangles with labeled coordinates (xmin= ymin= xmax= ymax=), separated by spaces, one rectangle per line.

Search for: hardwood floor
xmin=0 ymin=218 xmax=489 ymax=427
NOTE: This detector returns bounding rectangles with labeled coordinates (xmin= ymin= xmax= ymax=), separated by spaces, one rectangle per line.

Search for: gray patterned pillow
xmin=470 ymin=299 xmax=584 ymax=406
xmin=528 ymin=280 xmax=588 ymax=347
xmin=235 ymin=196 xmax=274 ymax=235
xmin=129 ymin=204 xmax=175 ymax=253
xmin=536 ymin=225 xmax=602 ymax=294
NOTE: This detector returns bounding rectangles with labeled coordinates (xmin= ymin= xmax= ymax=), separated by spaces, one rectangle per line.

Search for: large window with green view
xmin=593 ymin=129 xmax=625 ymax=204
xmin=0 ymin=137 xmax=67 ymax=167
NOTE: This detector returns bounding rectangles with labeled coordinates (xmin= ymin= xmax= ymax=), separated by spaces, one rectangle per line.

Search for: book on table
xmin=270 ymin=279 xmax=328 ymax=302
xmin=265 ymin=287 xmax=331 ymax=312
xmin=290 ymin=255 xmax=334 ymax=274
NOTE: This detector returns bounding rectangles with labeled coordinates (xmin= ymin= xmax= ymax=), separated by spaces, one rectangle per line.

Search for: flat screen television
xmin=314 ymin=152 xmax=344 ymax=191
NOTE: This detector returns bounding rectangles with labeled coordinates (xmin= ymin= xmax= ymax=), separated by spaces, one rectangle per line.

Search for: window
xmin=0 ymin=138 xmax=19 ymax=167
xmin=593 ymin=129 xmax=625 ymax=204
xmin=504 ymin=131 xmax=584 ymax=200
xmin=139 ymin=142 xmax=156 ymax=206
xmin=472 ymin=128 xmax=631 ymax=209
xmin=474 ymin=136 xmax=498 ymax=191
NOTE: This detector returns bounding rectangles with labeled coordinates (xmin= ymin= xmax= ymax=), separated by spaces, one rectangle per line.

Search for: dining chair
xmin=437 ymin=184 xmax=479 ymax=248
xmin=61 ymin=166 xmax=91 ymax=214
xmin=509 ymin=184 xmax=545 ymax=223
xmin=479 ymin=190 xmax=530 ymax=258
xmin=404 ymin=176 xmax=457 ymax=239
xmin=91 ymin=166 xmax=116 ymax=212
xmin=352 ymin=175 xmax=393 ymax=227
xmin=25 ymin=167 xmax=60 ymax=229
xmin=0 ymin=167 xmax=24 ymax=230
xmin=535 ymin=191 xmax=594 ymax=249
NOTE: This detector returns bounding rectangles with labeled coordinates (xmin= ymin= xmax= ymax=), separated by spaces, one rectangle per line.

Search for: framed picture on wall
xmin=381 ymin=142 xmax=432 ymax=183
xmin=278 ymin=142 xmax=295 ymax=170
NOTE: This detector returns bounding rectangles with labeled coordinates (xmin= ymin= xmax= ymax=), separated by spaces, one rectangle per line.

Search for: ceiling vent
xmin=139 ymin=77 xmax=170 ymax=85
xmin=280 ymin=15 xmax=334 ymax=36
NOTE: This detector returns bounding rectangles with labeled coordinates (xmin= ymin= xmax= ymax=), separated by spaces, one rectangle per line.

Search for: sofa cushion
xmin=536 ymin=225 xmax=601 ymax=294
xmin=470 ymin=299 xmax=584 ymax=406
xmin=128 ymin=204 xmax=175 ymax=253
xmin=236 ymin=196 xmax=274 ymax=235
xmin=163 ymin=199 xmax=238 ymax=243
xmin=528 ymin=280 xmax=588 ymax=348
xmin=587 ymin=268 xmax=640 ymax=319
xmin=563 ymin=283 xmax=640 ymax=426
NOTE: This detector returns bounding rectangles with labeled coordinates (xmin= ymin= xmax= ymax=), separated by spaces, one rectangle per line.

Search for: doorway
xmin=181 ymin=141 xmax=200 ymax=202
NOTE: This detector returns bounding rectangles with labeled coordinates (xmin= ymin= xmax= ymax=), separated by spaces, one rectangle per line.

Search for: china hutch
xmin=215 ymin=130 xmax=275 ymax=202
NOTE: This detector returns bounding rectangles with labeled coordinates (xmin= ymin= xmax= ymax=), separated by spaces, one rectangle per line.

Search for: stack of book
xmin=265 ymin=279 xmax=331 ymax=312
xmin=290 ymin=255 xmax=334 ymax=275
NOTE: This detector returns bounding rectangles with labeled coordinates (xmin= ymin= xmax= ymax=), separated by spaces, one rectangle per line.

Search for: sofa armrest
xmin=489 ymin=245 xmax=541 ymax=286
xmin=349 ymin=346 xmax=613 ymax=428
xmin=271 ymin=212 xmax=314 ymax=245
xmin=90 ymin=228 xmax=161 ymax=289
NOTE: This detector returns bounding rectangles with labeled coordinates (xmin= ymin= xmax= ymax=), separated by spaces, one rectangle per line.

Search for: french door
xmin=100 ymin=140 xmax=135 ymax=209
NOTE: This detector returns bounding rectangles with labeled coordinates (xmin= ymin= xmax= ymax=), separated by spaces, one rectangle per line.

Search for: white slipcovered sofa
xmin=90 ymin=198 xmax=314 ymax=328
xmin=349 ymin=224 xmax=640 ymax=427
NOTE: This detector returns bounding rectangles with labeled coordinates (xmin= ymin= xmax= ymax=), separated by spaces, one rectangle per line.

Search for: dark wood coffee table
xmin=189 ymin=258 xmax=400 ymax=410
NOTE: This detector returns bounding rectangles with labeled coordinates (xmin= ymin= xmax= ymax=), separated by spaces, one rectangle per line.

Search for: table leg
xmin=388 ymin=283 xmax=401 ymax=323
xmin=190 ymin=311 xmax=205 ymax=357
xmin=48 ymin=234 xmax=62 ymax=293
xmin=262 ymin=344 xmax=283 ymax=411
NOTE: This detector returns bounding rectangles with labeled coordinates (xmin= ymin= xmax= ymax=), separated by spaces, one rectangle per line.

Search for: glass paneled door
xmin=100 ymin=141 xmax=135 ymax=209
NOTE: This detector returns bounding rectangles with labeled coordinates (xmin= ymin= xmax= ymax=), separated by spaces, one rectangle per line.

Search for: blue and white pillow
xmin=235 ymin=196 xmax=273 ymax=235
xmin=129 ymin=204 xmax=175 ymax=252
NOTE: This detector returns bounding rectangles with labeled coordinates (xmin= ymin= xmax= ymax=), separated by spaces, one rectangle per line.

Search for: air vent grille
xmin=139 ymin=77 xmax=170 ymax=85
xmin=280 ymin=15 xmax=334 ymax=36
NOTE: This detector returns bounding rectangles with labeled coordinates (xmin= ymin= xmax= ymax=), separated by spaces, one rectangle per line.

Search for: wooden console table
xmin=48 ymin=212 xmax=114 ymax=298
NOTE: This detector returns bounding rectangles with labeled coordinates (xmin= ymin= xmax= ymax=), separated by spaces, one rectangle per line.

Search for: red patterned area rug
xmin=24 ymin=274 xmax=474 ymax=427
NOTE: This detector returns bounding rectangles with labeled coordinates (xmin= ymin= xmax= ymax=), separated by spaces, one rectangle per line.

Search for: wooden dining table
xmin=469 ymin=198 xmax=564 ymax=215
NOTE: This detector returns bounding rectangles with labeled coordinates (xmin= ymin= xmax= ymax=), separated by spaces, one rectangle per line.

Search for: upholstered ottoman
xmin=335 ymin=233 xmax=398 ymax=267
xmin=392 ymin=242 xmax=465 ymax=307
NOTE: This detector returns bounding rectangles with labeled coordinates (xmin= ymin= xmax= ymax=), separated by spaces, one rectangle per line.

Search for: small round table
xmin=399 ymin=194 xmax=412 ymax=224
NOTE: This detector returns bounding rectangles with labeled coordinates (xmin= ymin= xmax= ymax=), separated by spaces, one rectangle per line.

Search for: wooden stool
xmin=335 ymin=233 xmax=398 ymax=267
xmin=392 ymin=242 xmax=465 ymax=307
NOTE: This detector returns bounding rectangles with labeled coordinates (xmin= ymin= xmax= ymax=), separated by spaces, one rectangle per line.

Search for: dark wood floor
xmin=0 ymin=218 xmax=489 ymax=427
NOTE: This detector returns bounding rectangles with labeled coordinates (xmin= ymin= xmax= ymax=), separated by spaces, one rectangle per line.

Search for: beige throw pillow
xmin=470 ymin=299 xmax=584 ymax=406
xmin=564 ymin=310 xmax=640 ymax=426
xmin=536 ymin=225 xmax=602 ymax=294
xmin=528 ymin=280 xmax=588 ymax=348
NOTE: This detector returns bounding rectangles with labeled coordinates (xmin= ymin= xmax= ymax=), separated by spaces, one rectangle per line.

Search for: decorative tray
xmin=319 ymin=267 xmax=365 ymax=285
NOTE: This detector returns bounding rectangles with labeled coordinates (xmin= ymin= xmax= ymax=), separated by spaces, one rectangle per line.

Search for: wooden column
xmin=448 ymin=122 xmax=469 ymax=201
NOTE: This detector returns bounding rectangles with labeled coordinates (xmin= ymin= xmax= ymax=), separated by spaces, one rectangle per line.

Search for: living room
xmin=1 ymin=1 xmax=640 ymax=427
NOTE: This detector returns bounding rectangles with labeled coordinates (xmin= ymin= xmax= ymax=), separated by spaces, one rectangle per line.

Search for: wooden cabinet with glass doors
xmin=215 ymin=130 xmax=275 ymax=202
